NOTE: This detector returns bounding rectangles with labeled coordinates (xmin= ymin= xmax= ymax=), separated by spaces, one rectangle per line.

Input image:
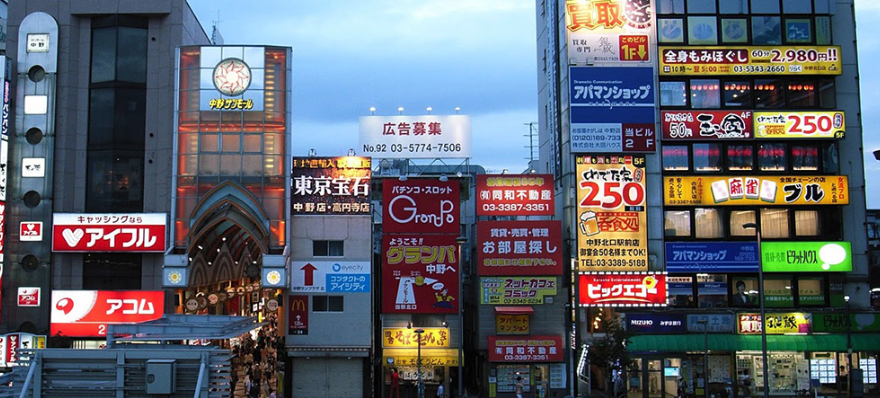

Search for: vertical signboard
xmin=0 ymin=59 xmax=9 ymax=323
xmin=382 ymin=234 xmax=460 ymax=314
xmin=576 ymin=155 xmax=648 ymax=271
xmin=288 ymin=295 xmax=309 ymax=335
xmin=565 ymin=0 xmax=655 ymax=65
xmin=291 ymin=156 xmax=371 ymax=215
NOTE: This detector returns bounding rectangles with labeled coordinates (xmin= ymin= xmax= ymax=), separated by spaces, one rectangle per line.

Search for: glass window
xmin=658 ymin=0 xmax=685 ymax=14
xmin=785 ymin=18 xmax=813 ymax=44
xmin=659 ymin=19 xmax=685 ymax=43
xmin=822 ymin=142 xmax=839 ymax=173
xmin=698 ymin=274 xmax=728 ymax=308
xmin=91 ymin=27 xmax=117 ymax=83
xmin=663 ymin=145 xmax=689 ymax=171
xmin=783 ymin=0 xmax=813 ymax=13
xmin=755 ymin=79 xmax=785 ymax=108
xmin=665 ymin=210 xmax=691 ymax=237
xmin=731 ymin=277 xmax=759 ymax=307
xmin=686 ymin=0 xmax=715 ymax=13
xmin=116 ymin=27 xmax=147 ymax=84
xmin=720 ymin=0 xmax=748 ymax=14
xmin=329 ymin=296 xmax=344 ymax=312
xmin=695 ymin=208 xmax=723 ymax=238
xmin=690 ymin=79 xmax=721 ymax=108
xmin=761 ymin=208 xmax=790 ymax=238
xmin=668 ymin=276 xmax=694 ymax=307
xmin=798 ymin=277 xmax=826 ymax=306
xmin=751 ymin=0 xmax=780 ymax=13
xmin=815 ymin=16 xmax=831 ymax=44
xmin=693 ymin=143 xmax=721 ymax=171
xmin=721 ymin=18 xmax=749 ymax=43
xmin=728 ymin=145 xmax=754 ymax=171
xmin=752 ymin=16 xmax=782 ymax=45
xmin=86 ymin=152 xmax=144 ymax=212
xmin=764 ymin=277 xmax=795 ymax=307
xmin=787 ymin=81 xmax=817 ymax=107
xmin=730 ymin=211 xmax=757 ymax=236
xmin=758 ymin=143 xmax=787 ymax=171
xmin=221 ymin=134 xmax=241 ymax=153
xmin=83 ymin=253 xmax=142 ymax=290
xmin=792 ymin=144 xmax=819 ymax=171
xmin=313 ymin=296 xmax=327 ymax=312
xmin=688 ymin=16 xmax=718 ymax=45
xmin=818 ymin=80 xmax=836 ymax=108
xmin=724 ymin=82 xmax=752 ymax=107
xmin=200 ymin=134 xmax=219 ymax=152
xmin=661 ymin=81 xmax=688 ymax=106
xmin=313 ymin=240 xmax=344 ymax=257
xmin=795 ymin=210 xmax=821 ymax=236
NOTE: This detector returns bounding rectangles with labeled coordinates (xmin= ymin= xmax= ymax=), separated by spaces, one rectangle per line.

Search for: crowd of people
xmin=230 ymin=314 xmax=283 ymax=398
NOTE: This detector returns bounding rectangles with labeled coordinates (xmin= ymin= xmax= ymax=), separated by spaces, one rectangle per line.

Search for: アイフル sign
xmin=52 ymin=213 xmax=167 ymax=252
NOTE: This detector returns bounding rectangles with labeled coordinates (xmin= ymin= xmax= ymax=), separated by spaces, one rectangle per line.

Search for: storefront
xmin=487 ymin=335 xmax=567 ymax=398
xmin=382 ymin=327 xmax=458 ymax=398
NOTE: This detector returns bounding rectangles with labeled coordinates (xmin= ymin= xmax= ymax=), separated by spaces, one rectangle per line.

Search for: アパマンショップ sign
xmin=476 ymin=174 xmax=554 ymax=216
xmin=51 ymin=213 xmax=167 ymax=252
xmin=382 ymin=179 xmax=459 ymax=234
xmin=50 ymin=290 xmax=165 ymax=337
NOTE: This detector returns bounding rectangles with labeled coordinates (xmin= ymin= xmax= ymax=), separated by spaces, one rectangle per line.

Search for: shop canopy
xmin=628 ymin=334 xmax=880 ymax=352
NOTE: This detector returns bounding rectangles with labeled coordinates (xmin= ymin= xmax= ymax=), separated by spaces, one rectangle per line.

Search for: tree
xmin=589 ymin=315 xmax=635 ymax=394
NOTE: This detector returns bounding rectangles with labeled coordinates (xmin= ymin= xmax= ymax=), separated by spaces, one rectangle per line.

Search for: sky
xmin=190 ymin=0 xmax=880 ymax=207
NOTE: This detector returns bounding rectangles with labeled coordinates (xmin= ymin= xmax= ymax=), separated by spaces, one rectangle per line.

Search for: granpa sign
xmin=383 ymin=179 xmax=459 ymax=234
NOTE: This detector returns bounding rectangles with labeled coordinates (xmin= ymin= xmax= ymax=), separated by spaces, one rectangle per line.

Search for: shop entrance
xmin=648 ymin=359 xmax=666 ymax=398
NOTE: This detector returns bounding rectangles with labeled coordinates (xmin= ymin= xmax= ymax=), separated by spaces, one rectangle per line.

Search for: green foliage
xmin=589 ymin=316 xmax=635 ymax=389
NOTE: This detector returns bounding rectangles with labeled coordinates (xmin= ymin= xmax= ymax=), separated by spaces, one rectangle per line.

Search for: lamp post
xmin=743 ymin=222 xmax=769 ymax=398
xmin=456 ymin=236 xmax=467 ymax=398
xmin=845 ymin=295 xmax=852 ymax=398
xmin=697 ymin=319 xmax=709 ymax=398
xmin=415 ymin=328 xmax=425 ymax=398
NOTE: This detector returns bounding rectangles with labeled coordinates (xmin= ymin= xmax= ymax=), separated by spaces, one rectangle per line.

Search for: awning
xmin=628 ymin=334 xmax=880 ymax=352
xmin=495 ymin=306 xmax=534 ymax=315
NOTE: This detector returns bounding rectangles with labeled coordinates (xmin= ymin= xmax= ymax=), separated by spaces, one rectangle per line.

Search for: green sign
xmin=761 ymin=241 xmax=852 ymax=272
xmin=813 ymin=313 xmax=880 ymax=333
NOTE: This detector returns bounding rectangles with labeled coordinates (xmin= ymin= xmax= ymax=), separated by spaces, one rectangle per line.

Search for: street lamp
xmin=415 ymin=328 xmax=425 ymax=398
xmin=456 ymin=235 xmax=468 ymax=398
xmin=845 ymin=295 xmax=852 ymax=398
xmin=743 ymin=222 xmax=769 ymax=398
xmin=697 ymin=319 xmax=709 ymax=398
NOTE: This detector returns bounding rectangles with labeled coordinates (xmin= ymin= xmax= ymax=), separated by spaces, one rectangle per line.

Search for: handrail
xmin=18 ymin=355 xmax=39 ymax=398
xmin=193 ymin=356 xmax=207 ymax=398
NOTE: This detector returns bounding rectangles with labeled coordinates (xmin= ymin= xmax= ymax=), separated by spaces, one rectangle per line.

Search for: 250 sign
xmin=578 ymin=180 xmax=646 ymax=210
xmin=756 ymin=111 xmax=844 ymax=139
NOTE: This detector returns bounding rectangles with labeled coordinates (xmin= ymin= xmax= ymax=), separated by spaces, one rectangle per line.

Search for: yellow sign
xmin=755 ymin=111 xmax=845 ymax=139
xmin=496 ymin=314 xmax=530 ymax=335
xmin=664 ymin=176 xmax=849 ymax=206
xmin=381 ymin=327 xmax=449 ymax=348
xmin=660 ymin=46 xmax=842 ymax=75
xmin=738 ymin=313 xmax=812 ymax=334
xmin=383 ymin=348 xmax=460 ymax=367
xmin=576 ymin=155 xmax=648 ymax=271
xmin=480 ymin=277 xmax=558 ymax=305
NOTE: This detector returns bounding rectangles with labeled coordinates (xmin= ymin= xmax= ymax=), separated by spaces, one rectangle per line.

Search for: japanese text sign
xmin=17 ymin=288 xmax=40 ymax=307
xmin=665 ymin=242 xmax=759 ymax=273
xmin=625 ymin=313 xmax=686 ymax=334
xmin=291 ymin=156 xmax=371 ymax=215
xmin=813 ymin=313 xmax=880 ymax=333
xmin=737 ymin=312 xmax=812 ymax=334
xmin=760 ymin=241 xmax=852 ymax=273
xmin=578 ymin=272 xmax=667 ymax=307
xmin=660 ymin=46 xmax=842 ymax=76
xmin=359 ymin=115 xmax=471 ymax=159
xmin=51 ymin=213 xmax=167 ymax=252
xmin=496 ymin=314 xmax=530 ymax=335
xmin=687 ymin=314 xmax=736 ymax=333
xmin=477 ymin=221 xmax=563 ymax=276
xmin=755 ymin=111 xmax=845 ymax=139
xmin=383 ymin=179 xmax=460 ymax=234
xmin=565 ymin=0 xmax=655 ymax=65
xmin=480 ymin=277 xmax=558 ymax=305
xmin=664 ymin=176 xmax=849 ymax=206
xmin=488 ymin=335 xmax=564 ymax=362
xmin=576 ymin=155 xmax=648 ymax=271
xmin=476 ymin=174 xmax=554 ymax=216
xmin=288 ymin=295 xmax=309 ymax=335
xmin=0 ymin=202 xmax=5 ymax=261
xmin=192 ymin=47 xmax=268 ymax=112
xmin=382 ymin=327 xmax=450 ymax=348
xmin=570 ymin=67 xmax=656 ymax=153
xmin=50 ymin=290 xmax=164 ymax=337
xmin=382 ymin=235 xmax=460 ymax=314
xmin=661 ymin=111 xmax=753 ymax=140
xmin=290 ymin=261 xmax=371 ymax=293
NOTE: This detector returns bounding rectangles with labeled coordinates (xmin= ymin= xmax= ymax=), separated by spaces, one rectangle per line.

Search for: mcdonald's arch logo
xmin=288 ymin=295 xmax=309 ymax=335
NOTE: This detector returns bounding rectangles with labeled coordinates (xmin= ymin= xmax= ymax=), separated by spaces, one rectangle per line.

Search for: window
xmin=723 ymin=81 xmax=752 ymax=107
xmin=688 ymin=16 xmax=718 ymax=45
xmin=818 ymin=80 xmax=836 ymax=108
xmin=690 ymin=79 xmax=721 ymax=108
xmin=686 ymin=0 xmax=715 ymax=13
xmin=798 ymin=276 xmax=826 ymax=306
xmin=764 ymin=277 xmax=794 ymax=307
xmin=661 ymin=81 xmax=688 ymax=106
xmin=787 ymin=81 xmax=817 ymax=107
xmin=83 ymin=253 xmax=142 ymax=290
xmin=785 ymin=18 xmax=813 ymax=44
xmin=668 ymin=276 xmax=694 ymax=307
xmin=312 ymin=295 xmax=344 ymax=312
xmin=693 ymin=143 xmax=721 ymax=171
xmin=727 ymin=145 xmax=754 ymax=171
xmin=730 ymin=211 xmax=757 ymax=236
xmin=698 ymin=274 xmax=728 ymax=308
xmin=795 ymin=210 xmax=820 ymax=236
xmin=760 ymin=208 xmax=790 ymax=238
xmin=822 ymin=143 xmax=839 ymax=173
xmin=783 ymin=0 xmax=813 ymax=14
xmin=791 ymin=144 xmax=819 ymax=171
xmin=720 ymin=0 xmax=748 ymax=14
xmin=663 ymin=145 xmax=689 ymax=171
xmin=665 ymin=210 xmax=691 ymax=237
xmin=754 ymin=79 xmax=785 ymax=108
xmin=757 ymin=143 xmax=787 ymax=171
xmin=313 ymin=240 xmax=344 ymax=256
xmin=752 ymin=16 xmax=782 ymax=44
xmin=731 ymin=277 xmax=759 ymax=307
xmin=659 ymin=19 xmax=685 ymax=43
xmin=695 ymin=208 xmax=724 ymax=238
xmin=657 ymin=0 xmax=685 ymax=14
xmin=751 ymin=0 xmax=780 ymax=14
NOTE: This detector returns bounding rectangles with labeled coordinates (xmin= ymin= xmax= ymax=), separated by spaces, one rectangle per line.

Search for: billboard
xmin=291 ymin=156 xmax=371 ymax=215
xmin=479 ymin=277 xmax=558 ymax=305
xmin=577 ymin=272 xmax=667 ymax=307
xmin=359 ymin=115 xmax=471 ymax=158
xmin=570 ymin=67 xmax=656 ymax=153
xmin=760 ymin=241 xmax=852 ymax=273
xmin=625 ymin=313 xmax=686 ymax=334
xmin=661 ymin=110 xmax=753 ymax=140
xmin=477 ymin=221 xmax=563 ymax=276
xmin=660 ymin=46 xmax=842 ymax=75
xmin=738 ymin=312 xmax=812 ymax=334
xmin=664 ymin=175 xmax=849 ymax=206
xmin=382 ymin=327 xmax=450 ymax=348
xmin=754 ymin=111 xmax=845 ymax=139
xmin=476 ymin=174 xmax=554 ymax=216
xmin=564 ymin=0 xmax=655 ymax=65
xmin=488 ymin=335 xmax=564 ymax=362
xmin=50 ymin=290 xmax=165 ymax=337
xmin=576 ymin=155 xmax=648 ymax=272
xmin=382 ymin=234 xmax=460 ymax=314
xmin=51 ymin=213 xmax=167 ymax=252
xmin=665 ymin=242 xmax=759 ymax=273
xmin=382 ymin=179 xmax=460 ymax=234
xmin=289 ymin=261 xmax=371 ymax=293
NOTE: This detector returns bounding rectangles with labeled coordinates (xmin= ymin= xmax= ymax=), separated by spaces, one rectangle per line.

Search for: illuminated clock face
xmin=625 ymin=0 xmax=652 ymax=30
xmin=213 ymin=58 xmax=251 ymax=96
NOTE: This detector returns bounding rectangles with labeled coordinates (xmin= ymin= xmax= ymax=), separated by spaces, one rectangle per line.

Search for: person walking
xmin=389 ymin=368 xmax=401 ymax=398
xmin=515 ymin=376 xmax=524 ymax=398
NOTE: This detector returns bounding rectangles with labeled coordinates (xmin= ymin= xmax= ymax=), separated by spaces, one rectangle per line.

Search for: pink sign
xmin=382 ymin=180 xmax=459 ymax=234
xmin=52 ymin=213 xmax=166 ymax=252
xmin=382 ymin=234 xmax=460 ymax=314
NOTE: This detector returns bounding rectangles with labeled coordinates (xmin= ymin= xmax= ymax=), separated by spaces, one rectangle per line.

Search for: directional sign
xmin=290 ymin=261 xmax=371 ymax=293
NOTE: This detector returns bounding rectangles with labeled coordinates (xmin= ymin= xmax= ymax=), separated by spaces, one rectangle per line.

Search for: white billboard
xmin=290 ymin=261 xmax=371 ymax=294
xmin=358 ymin=115 xmax=471 ymax=159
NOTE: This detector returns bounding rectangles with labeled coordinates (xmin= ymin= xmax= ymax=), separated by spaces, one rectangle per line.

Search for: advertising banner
xmin=382 ymin=234 xmax=459 ymax=314
xmin=497 ymin=314 xmax=530 ymax=335
xmin=738 ymin=312 xmax=812 ymax=334
xmin=570 ymin=67 xmax=656 ymax=153
xmin=288 ymin=295 xmax=309 ymax=335
xmin=50 ymin=290 xmax=165 ymax=337
xmin=664 ymin=175 xmax=849 ymax=206
xmin=760 ymin=241 xmax=852 ymax=273
xmin=564 ymin=0 xmax=655 ymax=65
xmin=17 ymin=287 xmax=40 ymax=307
xmin=755 ymin=111 xmax=845 ymax=139
xmin=661 ymin=110 xmax=753 ymax=140
xmin=577 ymin=272 xmax=667 ymax=307
xmin=625 ymin=313 xmax=686 ymax=333
xmin=687 ymin=314 xmax=736 ymax=333
xmin=813 ymin=313 xmax=880 ymax=333
xmin=488 ymin=335 xmax=564 ymax=362
xmin=476 ymin=174 xmax=554 ymax=216
xmin=576 ymin=155 xmax=648 ymax=271
xmin=291 ymin=156 xmax=371 ymax=215
xmin=665 ymin=242 xmax=759 ymax=273
xmin=381 ymin=327 xmax=450 ymax=348
xmin=479 ymin=277 xmax=558 ymax=305
xmin=51 ymin=213 xmax=167 ymax=252
xmin=660 ymin=46 xmax=842 ymax=75
xmin=359 ymin=115 xmax=471 ymax=159
xmin=477 ymin=221 xmax=563 ymax=276
xmin=290 ymin=261 xmax=371 ymax=293
xmin=382 ymin=179 xmax=459 ymax=234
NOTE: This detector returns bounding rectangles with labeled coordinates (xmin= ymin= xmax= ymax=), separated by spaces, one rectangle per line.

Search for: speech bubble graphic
xmin=819 ymin=243 xmax=847 ymax=270
xmin=56 ymin=297 xmax=74 ymax=314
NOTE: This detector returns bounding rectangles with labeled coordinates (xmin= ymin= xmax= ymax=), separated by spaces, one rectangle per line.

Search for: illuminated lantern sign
xmin=50 ymin=290 xmax=165 ymax=337
xmin=754 ymin=111 xmax=845 ymax=139
xmin=476 ymin=174 xmax=554 ymax=216
xmin=488 ymin=335 xmax=564 ymax=362
xmin=564 ymin=0 xmax=655 ymax=65
xmin=51 ymin=213 xmax=167 ymax=252
xmin=477 ymin=221 xmax=563 ymax=276
xmin=291 ymin=156 xmax=371 ymax=215
xmin=382 ymin=234 xmax=460 ymax=314
xmin=381 ymin=327 xmax=450 ymax=348
xmin=382 ymin=179 xmax=459 ymax=234
xmin=577 ymin=272 xmax=667 ymax=307
xmin=664 ymin=176 xmax=849 ymax=206
xmin=661 ymin=110 xmax=753 ymax=140
xmin=660 ymin=46 xmax=842 ymax=76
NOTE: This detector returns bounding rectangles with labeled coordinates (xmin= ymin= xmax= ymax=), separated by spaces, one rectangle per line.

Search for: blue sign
xmin=570 ymin=67 xmax=655 ymax=108
xmin=687 ymin=313 xmax=736 ymax=333
xmin=326 ymin=274 xmax=370 ymax=293
xmin=665 ymin=242 xmax=759 ymax=273
xmin=625 ymin=313 xmax=687 ymax=334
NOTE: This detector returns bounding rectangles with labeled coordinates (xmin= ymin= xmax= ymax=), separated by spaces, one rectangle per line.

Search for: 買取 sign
xmin=760 ymin=241 xmax=852 ymax=273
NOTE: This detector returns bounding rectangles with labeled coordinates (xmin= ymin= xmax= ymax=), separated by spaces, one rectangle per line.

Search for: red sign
xmin=19 ymin=221 xmax=42 ymax=241
xmin=17 ymin=288 xmax=40 ymax=307
xmin=50 ymin=290 xmax=165 ymax=337
xmin=476 ymin=174 xmax=554 ymax=216
xmin=620 ymin=35 xmax=649 ymax=61
xmin=0 ymin=202 xmax=5 ymax=258
xmin=477 ymin=221 xmax=563 ymax=276
xmin=661 ymin=111 xmax=753 ymax=140
xmin=288 ymin=295 xmax=309 ymax=335
xmin=383 ymin=180 xmax=459 ymax=234
xmin=51 ymin=213 xmax=166 ymax=252
xmin=382 ymin=234 xmax=460 ymax=314
xmin=488 ymin=335 xmax=564 ymax=362
xmin=6 ymin=333 xmax=18 ymax=364
xmin=577 ymin=273 xmax=667 ymax=307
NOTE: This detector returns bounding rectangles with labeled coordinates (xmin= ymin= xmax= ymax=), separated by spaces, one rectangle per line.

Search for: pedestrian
xmin=677 ymin=376 xmax=687 ymax=398
xmin=390 ymin=368 xmax=400 ymax=398
xmin=515 ymin=376 xmax=524 ymax=398
xmin=615 ymin=372 xmax=626 ymax=398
